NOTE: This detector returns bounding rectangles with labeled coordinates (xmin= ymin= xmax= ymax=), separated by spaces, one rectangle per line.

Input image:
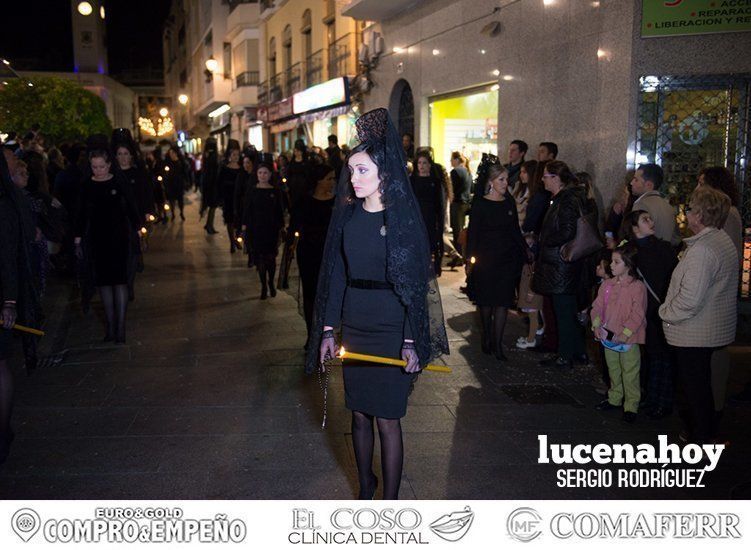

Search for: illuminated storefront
xmin=429 ymin=87 xmax=498 ymax=174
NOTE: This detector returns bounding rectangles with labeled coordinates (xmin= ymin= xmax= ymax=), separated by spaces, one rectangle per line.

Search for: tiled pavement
xmin=2 ymin=197 xmax=750 ymax=499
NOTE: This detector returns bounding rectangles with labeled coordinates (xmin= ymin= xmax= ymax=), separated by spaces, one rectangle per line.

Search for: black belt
xmin=347 ymin=278 xmax=393 ymax=290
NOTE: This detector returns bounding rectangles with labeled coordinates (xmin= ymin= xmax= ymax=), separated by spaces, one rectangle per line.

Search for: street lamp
xmin=77 ymin=2 xmax=93 ymax=16
xmin=159 ymin=107 xmax=169 ymax=117
xmin=205 ymin=57 xmax=218 ymax=73
xmin=178 ymin=94 xmax=189 ymax=105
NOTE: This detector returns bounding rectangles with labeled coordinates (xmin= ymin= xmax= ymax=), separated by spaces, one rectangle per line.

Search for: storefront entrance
xmin=429 ymin=86 xmax=498 ymax=174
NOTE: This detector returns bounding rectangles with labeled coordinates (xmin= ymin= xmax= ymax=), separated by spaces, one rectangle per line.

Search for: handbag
xmin=559 ymin=202 xmax=603 ymax=262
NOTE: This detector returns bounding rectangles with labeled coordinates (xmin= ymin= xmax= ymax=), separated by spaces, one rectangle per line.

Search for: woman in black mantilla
xmin=305 ymin=109 xmax=449 ymax=500
xmin=241 ymin=162 xmax=284 ymax=300
xmin=1 ymin=148 xmax=41 ymax=463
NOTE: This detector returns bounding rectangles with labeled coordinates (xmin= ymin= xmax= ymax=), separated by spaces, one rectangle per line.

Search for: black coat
xmin=633 ymin=235 xmax=678 ymax=348
xmin=532 ymin=186 xmax=591 ymax=295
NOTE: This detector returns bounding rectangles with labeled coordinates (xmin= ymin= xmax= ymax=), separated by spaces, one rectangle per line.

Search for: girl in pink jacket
xmin=590 ymin=244 xmax=647 ymax=423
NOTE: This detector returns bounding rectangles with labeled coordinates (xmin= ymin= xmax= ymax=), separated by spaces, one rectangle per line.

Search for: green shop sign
xmin=642 ymin=0 xmax=751 ymax=37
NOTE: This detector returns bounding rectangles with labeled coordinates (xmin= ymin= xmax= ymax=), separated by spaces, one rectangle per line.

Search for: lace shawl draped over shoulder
xmin=304 ymin=108 xmax=448 ymax=373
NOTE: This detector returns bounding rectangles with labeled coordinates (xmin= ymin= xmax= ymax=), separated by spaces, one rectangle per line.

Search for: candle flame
xmin=164 ymin=166 xmax=170 ymax=172
xmin=338 ymin=347 xmax=346 ymax=358
xmin=294 ymin=231 xmax=300 ymax=237
xmin=470 ymin=256 xmax=476 ymax=264
xmin=164 ymin=204 xmax=170 ymax=211
xmin=147 ymin=214 xmax=156 ymax=222
xmin=140 ymin=227 xmax=147 ymax=235
xmin=157 ymin=175 xmax=163 ymax=182
xmin=237 ymin=237 xmax=243 ymax=244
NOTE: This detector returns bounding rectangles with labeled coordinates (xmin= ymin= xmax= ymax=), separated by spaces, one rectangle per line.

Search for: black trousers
xmin=552 ymin=293 xmax=585 ymax=360
xmin=674 ymin=346 xmax=715 ymax=443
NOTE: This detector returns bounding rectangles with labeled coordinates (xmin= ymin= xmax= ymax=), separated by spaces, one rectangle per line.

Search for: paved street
xmin=1 ymin=196 xmax=750 ymax=500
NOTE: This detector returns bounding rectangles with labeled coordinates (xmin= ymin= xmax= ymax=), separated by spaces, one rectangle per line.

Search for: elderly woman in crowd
xmin=695 ymin=167 xmax=743 ymax=436
xmin=659 ymin=186 xmax=738 ymax=444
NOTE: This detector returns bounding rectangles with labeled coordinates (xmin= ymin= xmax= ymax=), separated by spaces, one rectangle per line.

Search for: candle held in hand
xmin=336 ymin=347 xmax=451 ymax=373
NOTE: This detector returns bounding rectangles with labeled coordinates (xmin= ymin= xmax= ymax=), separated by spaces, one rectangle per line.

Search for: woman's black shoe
xmin=538 ymin=355 xmax=572 ymax=369
xmin=647 ymin=407 xmax=672 ymax=420
xmin=269 ymin=285 xmax=277 ymax=298
xmin=260 ymin=287 xmax=268 ymax=300
xmin=358 ymin=474 xmax=378 ymax=500
xmin=595 ymin=399 xmax=620 ymax=411
xmin=481 ymin=335 xmax=491 ymax=355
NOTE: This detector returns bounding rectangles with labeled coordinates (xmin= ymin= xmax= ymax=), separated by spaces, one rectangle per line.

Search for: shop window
xmin=635 ymin=73 xmax=751 ymax=296
xmin=429 ymin=88 xmax=499 ymax=175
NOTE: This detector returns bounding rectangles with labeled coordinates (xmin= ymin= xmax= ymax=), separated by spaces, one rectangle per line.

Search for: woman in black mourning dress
xmin=290 ymin=163 xmax=336 ymax=342
xmin=241 ymin=162 xmax=284 ymax=300
xmin=306 ymin=109 xmax=449 ymax=500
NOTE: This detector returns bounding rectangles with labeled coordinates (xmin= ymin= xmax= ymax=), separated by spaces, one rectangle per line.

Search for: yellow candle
xmin=337 ymin=348 xmax=451 ymax=373
xmin=12 ymin=323 xmax=45 ymax=336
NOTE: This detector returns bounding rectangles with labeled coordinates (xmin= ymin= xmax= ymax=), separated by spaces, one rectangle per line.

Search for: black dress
xmin=411 ymin=174 xmax=446 ymax=274
xmin=293 ymin=195 xmax=334 ymax=333
xmin=163 ymin=159 xmax=186 ymax=201
xmin=119 ymin=166 xmax=154 ymax=224
xmin=76 ymin=176 xmax=140 ymax=286
xmin=324 ymin=203 xmax=415 ymax=419
xmin=466 ymin=195 xmax=526 ymax=306
xmin=219 ymin=166 xmax=241 ymax=224
xmin=242 ymin=185 xmax=284 ymax=263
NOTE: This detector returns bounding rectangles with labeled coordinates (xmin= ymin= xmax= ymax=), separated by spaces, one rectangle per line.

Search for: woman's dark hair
xmin=256 ymin=160 xmax=273 ymax=171
xmin=414 ymin=149 xmax=433 ymax=169
xmin=312 ymin=163 xmax=334 ymax=183
xmin=223 ymin=140 xmax=241 ymax=163
xmin=699 ymin=166 xmax=739 ymax=207
xmin=516 ymin=160 xmax=538 ymax=198
xmin=347 ymin=140 xmax=390 ymax=204
xmin=89 ymin=149 xmax=110 ymax=163
xmin=613 ymin=242 xmax=638 ymax=277
xmin=544 ymin=160 xmax=578 ymax=187
xmin=597 ymin=248 xmax=613 ymax=278
xmin=528 ymin=160 xmax=547 ymax=198
xmin=619 ymin=209 xmax=649 ymax=242
xmin=575 ymin=171 xmax=594 ymax=200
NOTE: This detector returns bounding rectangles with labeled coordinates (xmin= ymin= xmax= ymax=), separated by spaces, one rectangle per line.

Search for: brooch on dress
xmin=380 ymin=225 xmax=387 ymax=237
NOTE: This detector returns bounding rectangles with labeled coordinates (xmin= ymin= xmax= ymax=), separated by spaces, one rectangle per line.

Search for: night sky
xmin=1 ymin=0 xmax=171 ymax=77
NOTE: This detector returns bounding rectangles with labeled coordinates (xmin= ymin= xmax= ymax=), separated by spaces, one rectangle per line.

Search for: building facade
xmin=258 ymin=0 xmax=362 ymax=153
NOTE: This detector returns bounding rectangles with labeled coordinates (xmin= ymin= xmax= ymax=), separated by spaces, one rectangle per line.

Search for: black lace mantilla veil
xmin=304 ymin=108 xmax=449 ymax=374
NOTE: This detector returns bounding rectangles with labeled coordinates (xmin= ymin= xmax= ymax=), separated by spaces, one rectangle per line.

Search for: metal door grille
xmin=635 ymin=74 xmax=751 ymax=297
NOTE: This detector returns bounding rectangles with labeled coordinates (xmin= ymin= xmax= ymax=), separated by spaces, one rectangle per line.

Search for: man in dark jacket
xmin=325 ymin=135 xmax=343 ymax=181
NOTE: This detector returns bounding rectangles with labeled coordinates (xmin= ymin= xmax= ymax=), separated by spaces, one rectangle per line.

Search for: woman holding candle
xmin=74 ymin=150 xmax=140 ymax=343
xmin=305 ymin=108 xmax=449 ymax=500
xmin=241 ymin=163 xmax=284 ymax=300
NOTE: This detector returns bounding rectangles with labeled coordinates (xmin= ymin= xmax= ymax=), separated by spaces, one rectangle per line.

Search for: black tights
xmin=479 ymin=306 xmax=508 ymax=358
xmin=99 ymin=284 xmax=129 ymax=342
xmin=352 ymin=411 xmax=403 ymax=500
xmin=257 ymin=256 xmax=277 ymax=296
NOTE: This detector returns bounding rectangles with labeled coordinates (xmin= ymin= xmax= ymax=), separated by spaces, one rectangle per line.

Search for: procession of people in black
xmin=0 ymin=118 xmax=748 ymax=498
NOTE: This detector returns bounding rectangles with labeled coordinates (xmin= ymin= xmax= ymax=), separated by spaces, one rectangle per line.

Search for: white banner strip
xmin=1 ymin=500 xmax=749 ymax=549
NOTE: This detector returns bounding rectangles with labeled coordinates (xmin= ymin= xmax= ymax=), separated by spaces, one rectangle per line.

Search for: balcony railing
xmin=258 ymin=80 xmax=269 ymax=105
xmin=235 ymin=70 xmax=260 ymax=87
xmin=327 ymin=33 xmax=356 ymax=80
xmin=305 ymin=50 xmax=324 ymax=87
xmin=285 ymin=63 xmax=302 ymax=95
xmin=269 ymin=73 xmax=284 ymax=103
